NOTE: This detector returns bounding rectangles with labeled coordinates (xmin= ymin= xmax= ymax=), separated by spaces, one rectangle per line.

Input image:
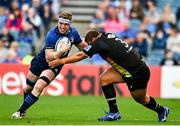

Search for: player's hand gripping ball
xmin=55 ymin=36 xmax=71 ymax=56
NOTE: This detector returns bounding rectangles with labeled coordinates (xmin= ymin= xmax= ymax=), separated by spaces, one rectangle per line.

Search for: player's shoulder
xmin=46 ymin=27 xmax=58 ymax=40
xmin=47 ymin=27 xmax=57 ymax=36
xmin=69 ymin=27 xmax=79 ymax=34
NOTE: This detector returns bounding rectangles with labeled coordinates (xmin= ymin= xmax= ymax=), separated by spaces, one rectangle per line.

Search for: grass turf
xmin=0 ymin=95 xmax=180 ymax=125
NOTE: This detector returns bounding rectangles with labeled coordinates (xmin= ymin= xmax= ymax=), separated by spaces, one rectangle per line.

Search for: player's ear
xmin=85 ymin=38 xmax=91 ymax=44
xmin=91 ymin=37 xmax=98 ymax=43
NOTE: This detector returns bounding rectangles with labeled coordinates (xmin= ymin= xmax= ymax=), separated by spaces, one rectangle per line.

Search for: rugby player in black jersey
xmin=49 ymin=30 xmax=169 ymax=122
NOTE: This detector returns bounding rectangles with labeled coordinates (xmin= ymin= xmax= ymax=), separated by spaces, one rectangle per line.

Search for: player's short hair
xmin=85 ymin=30 xmax=100 ymax=44
xmin=58 ymin=11 xmax=72 ymax=24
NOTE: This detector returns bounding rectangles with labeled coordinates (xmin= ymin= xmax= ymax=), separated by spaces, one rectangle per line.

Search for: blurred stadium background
xmin=0 ymin=0 xmax=180 ymax=125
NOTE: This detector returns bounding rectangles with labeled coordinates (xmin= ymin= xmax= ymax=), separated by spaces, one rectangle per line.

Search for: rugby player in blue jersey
xmin=11 ymin=11 xmax=87 ymax=119
xmin=49 ymin=30 xmax=169 ymax=122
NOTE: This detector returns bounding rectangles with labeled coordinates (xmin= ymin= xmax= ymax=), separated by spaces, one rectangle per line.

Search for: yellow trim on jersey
xmin=106 ymin=57 xmax=132 ymax=78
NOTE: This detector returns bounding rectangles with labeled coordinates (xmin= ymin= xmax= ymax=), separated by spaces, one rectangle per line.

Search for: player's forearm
xmin=48 ymin=51 xmax=88 ymax=68
xmin=54 ymin=51 xmax=65 ymax=58
xmin=64 ymin=52 xmax=87 ymax=64
xmin=76 ymin=41 xmax=88 ymax=51
xmin=63 ymin=54 xmax=82 ymax=64
xmin=46 ymin=51 xmax=64 ymax=62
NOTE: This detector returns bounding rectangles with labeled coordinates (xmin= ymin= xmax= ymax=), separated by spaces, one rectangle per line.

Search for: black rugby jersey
xmin=83 ymin=32 xmax=144 ymax=78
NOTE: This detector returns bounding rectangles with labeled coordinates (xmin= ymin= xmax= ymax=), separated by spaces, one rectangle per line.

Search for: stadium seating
xmin=147 ymin=50 xmax=165 ymax=66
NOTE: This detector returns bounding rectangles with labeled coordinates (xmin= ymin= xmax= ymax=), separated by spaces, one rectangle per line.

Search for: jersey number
xmin=107 ymin=34 xmax=132 ymax=52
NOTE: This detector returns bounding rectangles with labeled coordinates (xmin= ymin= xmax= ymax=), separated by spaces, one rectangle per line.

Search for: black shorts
xmin=122 ymin=62 xmax=150 ymax=91
xmin=30 ymin=56 xmax=63 ymax=77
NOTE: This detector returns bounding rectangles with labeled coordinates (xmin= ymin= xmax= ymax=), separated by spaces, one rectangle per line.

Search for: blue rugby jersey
xmin=36 ymin=26 xmax=82 ymax=60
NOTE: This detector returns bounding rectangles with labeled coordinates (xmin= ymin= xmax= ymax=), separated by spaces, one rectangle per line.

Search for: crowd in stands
xmin=1 ymin=0 xmax=180 ymax=66
xmin=0 ymin=0 xmax=60 ymax=64
xmin=89 ymin=0 xmax=180 ymax=66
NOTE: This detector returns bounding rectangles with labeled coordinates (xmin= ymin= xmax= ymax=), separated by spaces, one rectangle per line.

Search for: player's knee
xmin=32 ymin=76 xmax=50 ymax=94
xmin=39 ymin=76 xmax=50 ymax=85
xmin=100 ymin=76 xmax=109 ymax=85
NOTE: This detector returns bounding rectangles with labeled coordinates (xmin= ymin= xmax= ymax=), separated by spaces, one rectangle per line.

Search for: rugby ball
xmin=55 ymin=37 xmax=71 ymax=56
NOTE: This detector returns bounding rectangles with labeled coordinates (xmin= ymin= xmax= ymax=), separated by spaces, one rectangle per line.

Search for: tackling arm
xmin=75 ymin=40 xmax=88 ymax=51
xmin=49 ymin=51 xmax=88 ymax=68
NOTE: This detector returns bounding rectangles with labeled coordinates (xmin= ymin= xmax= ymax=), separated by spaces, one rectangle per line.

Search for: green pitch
xmin=0 ymin=95 xmax=180 ymax=125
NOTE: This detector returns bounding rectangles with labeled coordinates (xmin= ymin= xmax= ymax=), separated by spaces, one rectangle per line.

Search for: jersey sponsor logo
xmin=84 ymin=45 xmax=92 ymax=51
xmin=46 ymin=47 xmax=54 ymax=49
